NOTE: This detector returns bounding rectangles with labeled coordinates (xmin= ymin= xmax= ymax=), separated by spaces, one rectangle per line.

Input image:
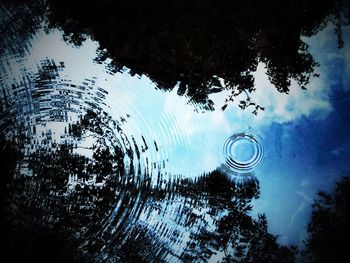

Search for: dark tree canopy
xmin=0 ymin=118 xmax=296 ymax=262
xmin=0 ymin=57 xmax=296 ymax=260
xmin=1 ymin=1 xmax=349 ymax=262
xmin=44 ymin=0 xmax=349 ymax=111
xmin=178 ymin=171 xmax=296 ymax=263
xmin=303 ymin=177 xmax=350 ymax=263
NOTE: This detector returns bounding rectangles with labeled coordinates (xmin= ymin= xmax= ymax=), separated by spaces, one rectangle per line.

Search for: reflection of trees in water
xmin=176 ymin=171 xmax=296 ymax=262
xmin=1 ymin=1 xmax=349 ymax=261
xmin=302 ymin=177 xmax=350 ymax=263
xmin=46 ymin=0 xmax=349 ymax=111
xmin=1 ymin=107 xmax=296 ymax=262
xmin=0 ymin=0 xmax=44 ymax=58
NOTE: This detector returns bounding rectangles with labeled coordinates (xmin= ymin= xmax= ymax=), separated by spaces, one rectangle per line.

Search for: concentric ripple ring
xmin=222 ymin=132 xmax=264 ymax=172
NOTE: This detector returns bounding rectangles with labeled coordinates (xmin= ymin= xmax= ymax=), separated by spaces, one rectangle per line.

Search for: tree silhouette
xmin=0 ymin=54 xmax=296 ymax=260
xmin=177 ymin=171 xmax=296 ymax=262
xmin=302 ymin=177 xmax=350 ymax=263
xmin=1 ymin=111 xmax=297 ymax=262
xmin=44 ymin=0 xmax=349 ymax=111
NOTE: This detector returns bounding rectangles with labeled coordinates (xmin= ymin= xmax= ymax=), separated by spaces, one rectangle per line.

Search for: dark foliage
xmin=45 ymin=0 xmax=349 ymax=110
xmin=0 ymin=140 xmax=89 ymax=263
xmin=303 ymin=177 xmax=350 ymax=263
xmin=0 ymin=117 xmax=296 ymax=262
xmin=179 ymin=171 xmax=296 ymax=262
xmin=0 ymin=54 xmax=296 ymax=260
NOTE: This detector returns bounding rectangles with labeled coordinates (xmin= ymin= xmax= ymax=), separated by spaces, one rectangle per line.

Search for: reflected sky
xmin=1 ymin=4 xmax=350 ymax=261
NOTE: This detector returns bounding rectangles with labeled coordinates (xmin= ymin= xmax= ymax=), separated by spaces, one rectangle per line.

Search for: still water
xmin=1 ymin=2 xmax=349 ymax=262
